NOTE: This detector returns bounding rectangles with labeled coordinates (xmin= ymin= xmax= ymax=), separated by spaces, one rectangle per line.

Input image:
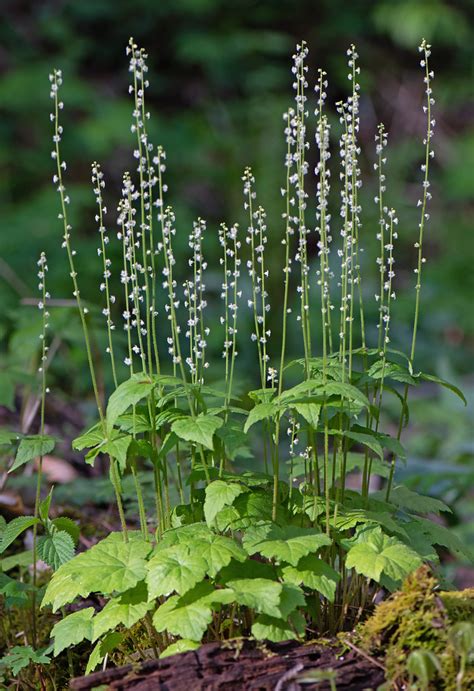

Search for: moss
xmin=358 ymin=566 xmax=474 ymax=689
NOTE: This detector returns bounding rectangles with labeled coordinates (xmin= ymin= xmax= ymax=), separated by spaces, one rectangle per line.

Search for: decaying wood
xmin=70 ymin=639 xmax=385 ymax=690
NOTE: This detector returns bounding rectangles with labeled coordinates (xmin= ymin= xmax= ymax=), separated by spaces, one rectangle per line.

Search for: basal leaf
xmin=86 ymin=632 xmax=124 ymax=675
xmin=85 ymin=431 xmax=133 ymax=470
xmin=281 ymin=555 xmax=340 ymax=602
xmin=216 ymin=421 xmax=251 ymax=460
xmin=204 ymin=480 xmax=246 ymax=526
xmin=92 ymin=584 xmax=152 ymax=641
xmin=37 ymin=531 xmax=75 ymax=570
xmin=9 ymin=435 xmax=55 ymax=473
xmin=160 ymin=639 xmax=201 ymax=658
xmin=0 ymin=516 xmax=40 ymax=555
xmin=227 ymin=578 xmax=283 ymax=617
xmin=152 ymin=582 xmax=215 ymax=641
xmin=411 ymin=517 xmax=472 ymax=561
xmin=194 ymin=534 xmax=247 ymax=578
xmin=343 ymin=430 xmax=384 ymax=460
xmin=106 ymin=373 xmax=155 ymax=432
xmin=368 ymin=360 xmax=417 ymax=386
xmin=417 ymin=373 xmax=466 ymax=405
xmin=251 ymin=610 xmax=306 ymax=642
xmin=345 ymin=526 xmax=422 ymax=586
xmin=243 ymin=523 xmax=331 ymax=566
xmin=52 ymin=608 xmax=94 ymax=656
xmin=171 ymin=414 xmax=223 ymax=450
xmin=146 ymin=544 xmax=208 ymax=599
xmin=377 ymin=486 xmax=451 ymax=516
xmin=278 ymin=582 xmax=306 ymax=618
xmin=243 ymin=402 xmax=279 ymax=433
xmin=293 ymin=402 xmax=321 ymax=428
xmin=72 ymin=424 xmax=103 ymax=451
xmin=42 ymin=537 xmax=151 ymax=611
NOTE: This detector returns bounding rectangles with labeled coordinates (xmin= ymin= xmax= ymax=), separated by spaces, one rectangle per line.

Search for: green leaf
xmin=448 ymin=622 xmax=474 ymax=658
xmin=218 ymin=558 xmax=277 ymax=583
xmin=216 ymin=421 xmax=251 ymax=460
xmin=407 ymin=650 xmax=441 ymax=686
xmin=204 ymin=481 xmax=246 ymax=526
xmin=42 ymin=537 xmax=151 ymax=611
xmin=92 ymin=583 xmax=152 ymax=641
xmin=322 ymin=381 xmax=370 ymax=408
xmin=72 ymin=424 xmax=103 ymax=451
xmin=193 ymin=534 xmax=247 ymax=578
xmin=251 ymin=610 xmax=306 ymax=642
xmin=411 ymin=517 xmax=472 ymax=561
xmin=86 ymin=632 xmax=124 ymax=675
xmin=51 ymin=517 xmax=80 ymax=545
xmin=293 ymin=402 xmax=321 ymax=428
xmin=51 ymin=607 xmax=95 ymax=656
xmin=368 ymin=360 xmax=417 ymax=385
xmin=378 ymin=486 xmax=451 ymax=516
xmin=243 ymin=402 xmax=279 ymax=433
xmin=171 ymin=414 xmax=223 ymax=450
xmin=343 ymin=430 xmax=384 ymax=460
xmin=278 ymin=582 xmax=306 ymax=618
xmin=9 ymin=435 xmax=55 ymax=472
xmin=376 ymin=433 xmax=407 ymax=461
xmin=39 ymin=488 xmax=53 ymax=522
xmin=85 ymin=431 xmax=133 ymax=470
xmin=281 ymin=555 xmax=340 ymax=602
xmin=227 ymin=578 xmax=283 ymax=617
xmin=345 ymin=527 xmax=422 ymax=586
xmin=243 ymin=523 xmax=331 ymax=566
xmin=417 ymin=373 xmax=466 ymax=405
xmin=332 ymin=509 xmax=408 ymax=538
xmin=0 ymin=430 xmax=19 ymax=446
xmin=152 ymin=582 xmax=215 ymax=641
xmin=0 ymin=516 xmax=40 ymax=555
xmin=106 ymin=373 xmax=155 ymax=431
xmin=0 ymin=645 xmax=51 ymax=675
xmin=37 ymin=531 xmax=75 ymax=570
xmin=1 ymin=550 xmax=34 ymax=572
xmin=160 ymin=639 xmax=200 ymax=658
xmin=146 ymin=544 xmax=208 ymax=599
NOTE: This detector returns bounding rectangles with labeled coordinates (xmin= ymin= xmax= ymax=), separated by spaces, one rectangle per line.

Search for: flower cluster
xmin=184 ymin=219 xmax=209 ymax=382
xmin=243 ymin=168 xmax=271 ymax=385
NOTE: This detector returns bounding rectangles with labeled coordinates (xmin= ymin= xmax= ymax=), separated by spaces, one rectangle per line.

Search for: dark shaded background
xmin=0 ymin=0 xmax=473 ymax=577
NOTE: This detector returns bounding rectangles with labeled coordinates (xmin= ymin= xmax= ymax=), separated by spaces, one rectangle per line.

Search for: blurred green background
xmin=0 ymin=0 xmax=473 ymax=579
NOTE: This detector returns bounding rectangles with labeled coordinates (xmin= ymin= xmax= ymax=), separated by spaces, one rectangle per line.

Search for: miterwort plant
xmin=0 ymin=37 xmax=469 ymax=679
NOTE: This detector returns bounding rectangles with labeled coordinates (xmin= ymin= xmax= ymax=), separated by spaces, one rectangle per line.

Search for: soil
xmin=70 ymin=638 xmax=385 ymax=690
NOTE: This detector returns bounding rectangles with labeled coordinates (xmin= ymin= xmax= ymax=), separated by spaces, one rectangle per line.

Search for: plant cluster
xmin=0 ymin=37 xmax=470 ymax=684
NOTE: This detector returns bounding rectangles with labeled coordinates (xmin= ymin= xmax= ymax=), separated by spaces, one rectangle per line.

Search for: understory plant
xmin=0 ymin=37 xmax=471 ymax=682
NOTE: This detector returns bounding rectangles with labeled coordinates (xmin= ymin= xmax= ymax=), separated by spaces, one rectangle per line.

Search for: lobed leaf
xmin=345 ymin=526 xmax=422 ymax=587
xmin=146 ymin=544 xmax=208 ymax=599
xmin=171 ymin=414 xmax=223 ymax=450
xmin=51 ymin=607 xmax=95 ymax=656
xmin=243 ymin=523 xmax=331 ymax=566
xmin=204 ymin=480 xmax=246 ymax=526
xmin=42 ymin=536 xmax=151 ymax=611
xmin=106 ymin=373 xmax=155 ymax=432
xmin=281 ymin=555 xmax=340 ymax=602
